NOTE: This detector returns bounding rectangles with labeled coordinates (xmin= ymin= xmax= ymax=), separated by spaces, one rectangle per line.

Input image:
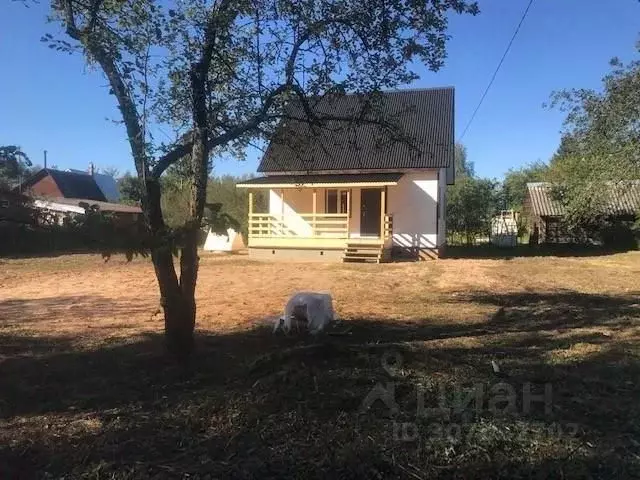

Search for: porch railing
xmin=249 ymin=213 xmax=349 ymax=238
xmin=384 ymin=214 xmax=393 ymax=240
xmin=248 ymin=213 xmax=393 ymax=240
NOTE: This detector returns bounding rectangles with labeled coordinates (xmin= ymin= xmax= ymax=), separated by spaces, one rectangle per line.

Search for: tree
xmin=100 ymin=166 xmax=120 ymax=178
xmin=46 ymin=0 xmax=479 ymax=356
xmin=0 ymin=145 xmax=32 ymax=190
xmin=447 ymin=176 xmax=498 ymax=245
xmin=549 ymin=42 xmax=640 ymax=229
xmin=502 ymin=161 xmax=548 ymax=211
xmin=206 ymin=175 xmax=266 ymax=238
xmin=454 ymin=143 xmax=474 ymax=178
xmin=117 ymin=172 xmax=144 ymax=205
xmin=447 ymin=144 xmax=498 ymax=244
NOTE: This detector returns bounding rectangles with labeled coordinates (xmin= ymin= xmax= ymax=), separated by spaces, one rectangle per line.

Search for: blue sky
xmin=1 ymin=0 xmax=639 ymax=179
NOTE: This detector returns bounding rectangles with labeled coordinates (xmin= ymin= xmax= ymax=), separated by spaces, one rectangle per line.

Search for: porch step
xmin=342 ymin=242 xmax=385 ymax=264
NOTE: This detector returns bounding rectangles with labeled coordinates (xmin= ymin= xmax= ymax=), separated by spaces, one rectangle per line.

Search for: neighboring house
xmin=0 ymin=190 xmax=35 ymax=224
xmin=18 ymin=168 xmax=141 ymax=225
xmin=19 ymin=168 xmax=108 ymax=201
xmin=237 ymin=87 xmax=454 ymax=262
xmin=33 ymin=197 xmax=142 ymax=226
xmin=524 ymin=181 xmax=640 ymax=244
xmin=67 ymin=168 xmax=122 ymax=202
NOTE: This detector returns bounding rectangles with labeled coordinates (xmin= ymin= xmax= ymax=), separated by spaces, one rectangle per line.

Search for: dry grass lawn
xmin=1 ymin=250 xmax=639 ymax=478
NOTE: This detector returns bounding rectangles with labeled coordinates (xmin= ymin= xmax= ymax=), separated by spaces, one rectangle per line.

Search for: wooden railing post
xmin=346 ymin=189 xmax=351 ymax=238
xmin=312 ymin=189 xmax=317 ymax=236
xmin=380 ymin=188 xmax=386 ymax=240
xmin=248 ymin=192 xmax=253 ymax=238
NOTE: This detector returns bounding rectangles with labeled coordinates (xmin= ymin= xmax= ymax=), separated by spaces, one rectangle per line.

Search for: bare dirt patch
xmin=1 ymin=251 xmax=639 ymax=478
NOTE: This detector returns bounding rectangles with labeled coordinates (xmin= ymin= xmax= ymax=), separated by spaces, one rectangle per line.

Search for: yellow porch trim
xmin=246 ymin=211 xmax=394 ymax=250
xmin=248 ymin=237 xmax=385 ymax=249
xmin=237 ymin=181 xmax=399 ymax=189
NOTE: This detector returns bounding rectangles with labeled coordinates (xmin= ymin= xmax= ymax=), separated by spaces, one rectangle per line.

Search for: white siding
xmin=437 ymin=168 xmax=447 ymax=247
xmin=268 ymin=188 xmax=363 ymax=238
xmin=387 ymin=171 xmax=439 ymax=249
xmin=269 ymin=188 xmax=313 ymax=236
xmin=265 ymin=172 xmax=444 ymax=246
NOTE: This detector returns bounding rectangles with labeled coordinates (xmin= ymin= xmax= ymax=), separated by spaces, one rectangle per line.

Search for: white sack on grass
xmin=274 ymin=292 xmax=336 ymax=335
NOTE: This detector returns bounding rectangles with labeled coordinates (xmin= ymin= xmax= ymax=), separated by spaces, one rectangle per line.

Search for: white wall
xmin=387 ymin=171 xmax=440 ymax=249
xmin=269 ymin=188 xmax=361 ymax=238
xmin=265 ymin=174 xmax=444 ymax=246
xmin=437 ymin=168 xmax=447 ymax=247
xmin=269 ymin=188 xmax=313 ymax=235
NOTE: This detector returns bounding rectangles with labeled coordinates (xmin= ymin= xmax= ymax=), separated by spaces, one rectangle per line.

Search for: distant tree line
xmin=449 ymin=39 xmax=639 ymax=247
xmin=117 ymin=165 xmax=265 ymax=240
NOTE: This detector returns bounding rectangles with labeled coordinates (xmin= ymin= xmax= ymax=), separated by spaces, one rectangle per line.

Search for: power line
xmin=458 ymin=0 xmax=535 ymax=142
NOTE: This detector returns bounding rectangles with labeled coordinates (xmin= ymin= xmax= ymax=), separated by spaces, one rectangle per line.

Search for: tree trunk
xmin=151 ymin=246 xmax=195 ymax=358
xmin=68 ymin=13 xmax=202 ymax=358
xmin=146 ymin=178 xmax=197 ymax=358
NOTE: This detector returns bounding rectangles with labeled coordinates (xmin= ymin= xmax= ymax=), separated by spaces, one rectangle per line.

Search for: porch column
xmin=248 ymin=191 xmax=253 ymax=239
xmin=346 ymin=189 xmax=351 ymax=238
xmin=380 ymin=188 xmax=386 ymax=239
xmin=312 ymin=189 xmax=317 ymax=237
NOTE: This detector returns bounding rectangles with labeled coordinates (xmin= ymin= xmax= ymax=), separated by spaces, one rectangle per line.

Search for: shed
xmin=524 ymin=181 xmax=640 ymax=243
xmin=203 ymin=228 xmax=245 ymax=252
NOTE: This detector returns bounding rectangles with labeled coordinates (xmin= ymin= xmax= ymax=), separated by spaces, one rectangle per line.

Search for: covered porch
xmin=237 ymin=174 xmax=400 ymax=261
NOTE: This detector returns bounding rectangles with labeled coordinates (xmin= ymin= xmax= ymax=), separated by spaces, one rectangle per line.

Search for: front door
xmin=360 ymin=188 xmax=382 ymax=237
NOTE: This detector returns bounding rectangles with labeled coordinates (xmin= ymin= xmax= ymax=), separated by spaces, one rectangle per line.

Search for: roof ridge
xmin=380 ymin=86 xmax=454 ymax=94
xmin=323 ymin=86 xmax=454 ymax=97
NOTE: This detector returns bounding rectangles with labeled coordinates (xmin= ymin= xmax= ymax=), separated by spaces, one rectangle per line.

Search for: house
xmin=236 ymin=87 xmax=454 ymax=262
xmin=66 ymin=168 xmax=122 ymax=202
xmin=524 ymin=181 xmax=640 ymax=243
xmin=17 ymin=168 xmax=141 ymax=225
xmin=32 ymin=197 xmax=142 ymax=224
xmin=0 ymin=189 xmax=36 ymax=225
xmin=19 ymin=168 xmax=110 ymax=201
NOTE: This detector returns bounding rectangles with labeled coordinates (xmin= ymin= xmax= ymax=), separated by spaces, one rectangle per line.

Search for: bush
xmin=598 ymin=220 xmax=639 ymax=250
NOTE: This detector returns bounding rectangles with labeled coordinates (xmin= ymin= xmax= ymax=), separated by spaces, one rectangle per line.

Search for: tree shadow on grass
xmin=444 ymin=243 xmax=637 ymax=260
xmin=0 ymin=290 xmax=639 ymax=478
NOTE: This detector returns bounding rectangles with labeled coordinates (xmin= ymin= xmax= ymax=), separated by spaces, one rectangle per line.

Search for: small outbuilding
xmin=524 ymin=181 xmax=640 ymax=244
xmin=490 ymin=210 xmax=519 ymax=247
xmin=203 ymin=228 xmax=245 ymax=252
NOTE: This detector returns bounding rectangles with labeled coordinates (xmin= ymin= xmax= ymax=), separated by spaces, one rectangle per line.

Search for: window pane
xmin=340 ymin=191 xmax=348 ymax=214
xmin=327 ymin=190 xmax=337 ymax=213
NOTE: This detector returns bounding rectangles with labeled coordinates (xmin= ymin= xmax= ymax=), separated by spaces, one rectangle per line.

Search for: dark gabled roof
xmin=237 ymin=173 xmax=403 ymax=188
xmin=258 ymin=87 xmax=454 ymax=173
xmin=21 ymin=169 xmax=107 ymax=202
xmin=526 ymin=181 xmax=640 ymax=217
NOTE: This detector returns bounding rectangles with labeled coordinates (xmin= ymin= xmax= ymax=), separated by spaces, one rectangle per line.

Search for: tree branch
xmin=150 ymin=12 xmax=382 ymax=180
xmin=61 ymin=0 xmax=147 ymax=179
xmin=87 ymin=0 xmax=103 ymax=33
xmin=62 ymin=0 xmax=80 ymax=38
xmin=151 ymin=138 xmax=193 ymax=178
